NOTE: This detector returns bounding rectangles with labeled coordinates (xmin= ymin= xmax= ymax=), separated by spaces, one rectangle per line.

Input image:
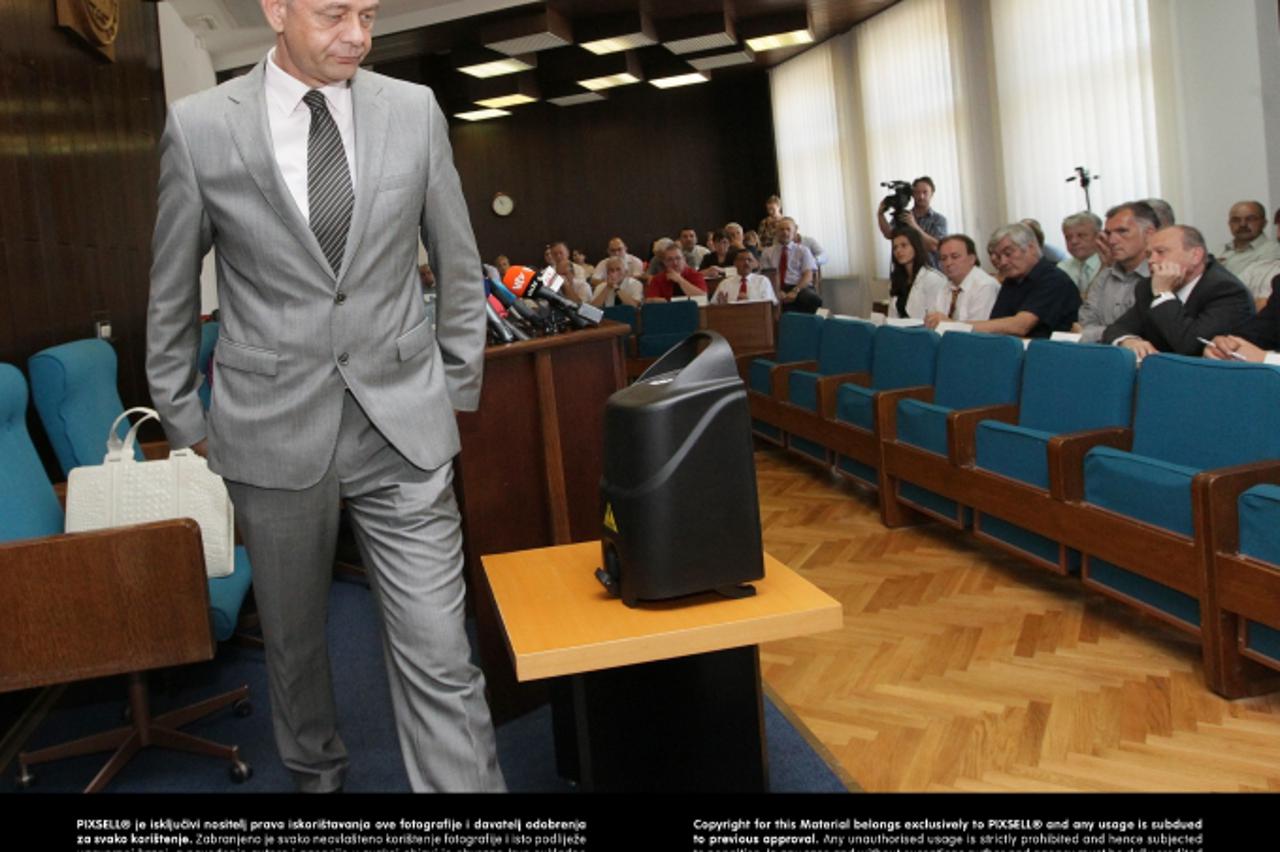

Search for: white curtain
xmin=990 ymin=0 xmax=1160 ymax=233
xmin=855 ymin=0 xmax=965 ymax=276
xmin=769 ymin=41 xmax=852 ymax=277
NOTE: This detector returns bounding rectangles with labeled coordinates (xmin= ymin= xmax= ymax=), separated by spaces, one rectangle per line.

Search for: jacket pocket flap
xmin=396 ymin=319 xmax=433 ymax=362
xmin=215 ymin=338 xmax=279 ymax=376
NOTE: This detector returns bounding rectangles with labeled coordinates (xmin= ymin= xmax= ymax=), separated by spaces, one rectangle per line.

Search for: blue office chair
xmin=28 ymin=339 xmax=253 ymax=645
xmin=636 ymin=300 xmax=700 ymax=358
xmin=748 ymin=312 xmax=826 ymax=443
xmin=831 ymin=326 xmax=939 ymax=489
xmin=0 ymin=363 xmax=251 ymax=791
xmin=972 ymin=340 xmax=1136 ymax=572
xmin=882 ymin=332 xmax=1025 ymax=528
xmin=784 ymin=317 xmax=876 ymax=464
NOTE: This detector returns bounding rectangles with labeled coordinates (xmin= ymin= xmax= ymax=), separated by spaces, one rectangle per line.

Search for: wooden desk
xmin=483 ymin=541 xmax=841 ymax=792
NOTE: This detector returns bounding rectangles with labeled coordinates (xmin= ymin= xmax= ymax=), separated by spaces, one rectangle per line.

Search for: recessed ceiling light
xmin=745 ymin=30 xmax=814 ymax=52
xmin=475 ymin=94 xmax=537 ymax=109
xmin=578 ymin=73 xmax=641 ymax=91
xmin=458 ymin=56 xmax=534 ymax=79
xmin=649 ymin=72 xmax=710 ymax=89
xmin=455 ymin=109 xmax=511 ymax=122
xmin=548 ymin=91 xmax=608 ymax=107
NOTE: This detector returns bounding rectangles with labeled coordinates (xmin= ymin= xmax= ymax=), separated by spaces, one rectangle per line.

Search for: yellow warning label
xmin=603 ymin=503 xmax=618 ymax=533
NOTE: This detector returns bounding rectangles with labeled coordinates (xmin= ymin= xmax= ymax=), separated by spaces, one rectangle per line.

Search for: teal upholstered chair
xmin=748 ymin=312 xmax=825 ymax=444
xmin=783 ymin=317 xmax=876 ymax=464
xmin=971 ymin=340 xmax=1137 ymax=572
xmin=198 ymin=320 xmax=220 ymax=411
xmin=636 ymin=300 xmax=699 ymax=358
xmin=831 ymin=326 xmax=939 ymax=489
xmin=1072 ymin=355 xmax=1280 ymax=638
xmin=880 ymin=332 xmax=1025 ymax=528
xmin=27 ymin=339 xmax=253 ymax=645
xmin=0 ymin=363 xmax=251 ymax=791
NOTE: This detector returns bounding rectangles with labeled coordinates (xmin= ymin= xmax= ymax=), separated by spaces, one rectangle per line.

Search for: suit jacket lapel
xmin=224 ymin=60 xmax=335 ymax=280
xmin=338 ymin=71 xmax=389 ymax=289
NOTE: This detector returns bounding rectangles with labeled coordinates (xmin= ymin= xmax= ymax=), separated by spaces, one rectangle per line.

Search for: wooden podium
xmin=482 ymin=541 xmax=842 ymax=791
xmin=454 ymin=322 xmax=630 ymax=721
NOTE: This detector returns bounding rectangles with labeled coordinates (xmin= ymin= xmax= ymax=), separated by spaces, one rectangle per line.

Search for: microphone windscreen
xmin=503 ymin=265 xmax=537 ymax=297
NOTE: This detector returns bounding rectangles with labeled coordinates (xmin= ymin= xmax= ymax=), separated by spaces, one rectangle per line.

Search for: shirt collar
xmin=1178 ymin=272 xmax=1204 ymax=303
xmin=1224 ymin=232 xmax=1272 ymax=255
xmin=264 ymin=48 xmax=352 ymax=119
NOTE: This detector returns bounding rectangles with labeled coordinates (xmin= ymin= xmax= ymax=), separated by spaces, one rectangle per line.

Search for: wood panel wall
xmin=378 ymin=57 xmax=781 ymax=270
xmin=0 ymin=0 xmax=165 ymax=422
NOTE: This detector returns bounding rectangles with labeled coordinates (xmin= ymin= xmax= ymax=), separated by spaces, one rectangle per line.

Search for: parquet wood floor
xmin=754 ymin=448 xmax=1280 ymax=792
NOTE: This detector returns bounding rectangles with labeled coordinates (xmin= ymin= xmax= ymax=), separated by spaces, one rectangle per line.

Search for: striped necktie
xmin=303 ymin=90 xmax=354 ymax=275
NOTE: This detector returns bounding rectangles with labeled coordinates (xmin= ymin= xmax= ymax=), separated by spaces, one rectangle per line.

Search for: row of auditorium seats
xmin=1 ymin=331 xmax=253 ymax=791
xmin=744 ymin=314 xmax=1280 ymax=699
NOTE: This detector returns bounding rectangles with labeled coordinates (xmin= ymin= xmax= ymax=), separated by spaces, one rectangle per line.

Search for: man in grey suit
xmin=146 ymin=0 xmax=503 ymax=793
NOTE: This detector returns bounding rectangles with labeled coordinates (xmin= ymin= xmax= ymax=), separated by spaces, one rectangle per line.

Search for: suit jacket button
xmin=337 ymin=352 xmax=349 ymax=365
xmin=335 ymin=290 xmax=347 ymax=304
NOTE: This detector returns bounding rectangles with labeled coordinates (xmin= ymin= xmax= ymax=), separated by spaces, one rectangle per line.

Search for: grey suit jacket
xmin=147 ymin=61 xmax=485 ymax=490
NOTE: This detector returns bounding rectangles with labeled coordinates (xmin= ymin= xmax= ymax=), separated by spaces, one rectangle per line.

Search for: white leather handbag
xmin=65 ymin=407 xmax=235 ymax=578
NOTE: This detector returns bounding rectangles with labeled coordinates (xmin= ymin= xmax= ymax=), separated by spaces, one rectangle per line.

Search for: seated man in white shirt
xmin=762 ymin=217 xmax=821 ymax=313
xmin=590 ymin=236 xmax=646 ymax=284
xmin=912 ymin=234 xmax=1000 ymax=328
xmin=1057 ymin=211 xmax=1103 ymax=294
xmin=590 ymin=255 xmax=645 ymax=308
xmin=549 ymin=240 xmax=591 ymax=303
xmin=713 ymin=250 xmax=779 ymax=305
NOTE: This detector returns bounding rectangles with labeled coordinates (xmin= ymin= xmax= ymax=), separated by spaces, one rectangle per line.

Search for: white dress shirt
xmin=263 ymin=48 xmax=357 ymax=223
xmin=713 ymin=273 xmax=778 ymax=304
xmin=905 ymin=266 xmax=1001 ymax=322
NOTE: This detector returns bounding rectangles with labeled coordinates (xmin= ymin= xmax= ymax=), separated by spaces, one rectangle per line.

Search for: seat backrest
xmin=817 ymin=317 xmax=875 ymax=376
xmin=776 ymin=312 xmax=825 ymax=363
xmin=0 ymin=364 xmax=64 ymax=542
xmin=1131 ymin=354 xmax=1280 ymax=469
xmin=870 ymin=326 xmax=939 ymax=390
xmin=198 ymin=320 xmax=220 ymax=411
xmin=27 ymin=339 xmax=138 ymax=477
xmin=640 ymin=300 xmax=699 ymax=338
xmin=1019 ymin=340 xmax=1136 ymax=433
xmin=602 ymin=305 xmax=639 ymax=333
xmin=932 ymin=332 xmax=1024 ymax=410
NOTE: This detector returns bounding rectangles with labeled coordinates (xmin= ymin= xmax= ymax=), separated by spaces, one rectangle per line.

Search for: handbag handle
xmin=104 ymin=406 xmax=161 ymax=463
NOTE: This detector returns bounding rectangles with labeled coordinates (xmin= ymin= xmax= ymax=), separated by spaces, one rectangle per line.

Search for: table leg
xmin=552 ymin=645 xmax=768 ymax=792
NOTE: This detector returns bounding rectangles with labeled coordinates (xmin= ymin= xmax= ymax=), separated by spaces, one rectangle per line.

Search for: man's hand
xmin=1095 ymin=233 xmax=1113 ymax=267
xmin=1204 ymin=334 xmax=1266 ymax=362
xmin=1150 ymin=260 xmax=1185 ymax=295
xmin=782 ymin=288 xmax=799 ymax=303
xmin=923 ymin=311 xmax=946 ymax=330
xmin=190 ymin=439 xmax=209 ymax=458
xmin=1119 ymin=338 xmax=1159 ymax=359
xmin=714 ymin=290 xmax=729 ymax=304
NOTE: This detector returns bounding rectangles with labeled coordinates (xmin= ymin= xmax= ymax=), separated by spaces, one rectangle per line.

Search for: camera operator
xmin=877 ymin=176 xmax=948 ymax=267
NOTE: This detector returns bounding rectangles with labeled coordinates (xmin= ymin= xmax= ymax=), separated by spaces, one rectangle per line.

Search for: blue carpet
xmin=7 ymin=581 xmax=847 ymax=794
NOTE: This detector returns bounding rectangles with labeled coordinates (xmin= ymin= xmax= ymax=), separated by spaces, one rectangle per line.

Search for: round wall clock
xmin=492 ymin=192 xmax=515 ymax=217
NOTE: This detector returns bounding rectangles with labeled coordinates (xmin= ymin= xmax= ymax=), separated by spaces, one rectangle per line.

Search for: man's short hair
xmin=1165 ymin=224 xmax=1207 ymax=252
xmin=711 ymin=229 xmax=727 ymax=242
xmin=604 ymin=256 xmax=625 ymax=270
xmin=725 ymin=221 xmax=742 ymax=232
xmin=913 ymin=176 xmax=936 ymax=191
xmin=1234 ymin=200 xmax=1268 ymax=220
xmin=765 ymin=194 xmax=781 ymax=206
xmin=1062 ymin=211 xmax=1102 ymax=231
xmin=1104 ymin=201 xmax=1160 ymax=232
xmin=778 ymin=216 xmax=797 ymax=228
xmin=988 ymin=222 xmax=1037 ymax=252
xmin=679 ymin=227 xmax=697 ymax=236
xmin=940 ymin=234 xmax=977 ymax=257
xmin=1143 ymin=198 xmax=1176 ymax=227
xmin=549 ymin=240 xmax=569 ymax=252
xmin=662 ymin=241 xmax=683 ymax=256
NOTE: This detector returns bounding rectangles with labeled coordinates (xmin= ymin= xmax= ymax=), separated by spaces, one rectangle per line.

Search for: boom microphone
xmin=526 ymin=267 xmax=603 ymax=327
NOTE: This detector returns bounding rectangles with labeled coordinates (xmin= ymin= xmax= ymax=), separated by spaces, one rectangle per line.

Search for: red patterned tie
xmin=739 ymin=274 xmax=748 ymax=299
xmin=778 ymin=245 xmax=790 ymax=291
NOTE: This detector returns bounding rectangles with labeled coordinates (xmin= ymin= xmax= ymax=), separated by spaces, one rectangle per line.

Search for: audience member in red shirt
xmin=645 ymin=242 xmax=708 ymax=301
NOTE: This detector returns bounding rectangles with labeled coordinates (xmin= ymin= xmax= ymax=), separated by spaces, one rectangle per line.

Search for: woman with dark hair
xmin=889 ymin=227 xmax=946 ymax=318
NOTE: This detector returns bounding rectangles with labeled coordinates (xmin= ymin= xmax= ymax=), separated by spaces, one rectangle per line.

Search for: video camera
xmin=880 ymin=180 xmax=913 ymax=217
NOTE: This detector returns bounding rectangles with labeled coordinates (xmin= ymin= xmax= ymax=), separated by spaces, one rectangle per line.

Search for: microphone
xmin=526 ymin=266 xmax=603 ymax=327
xmin=483 ymin=280 xmax=529 ymax=343
xmin=491 ymin=279 xmax=546 ymax=333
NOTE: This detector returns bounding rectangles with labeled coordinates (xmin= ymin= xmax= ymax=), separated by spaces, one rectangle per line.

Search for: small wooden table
xmin=482 ymin=541 xmax=842 ymax=792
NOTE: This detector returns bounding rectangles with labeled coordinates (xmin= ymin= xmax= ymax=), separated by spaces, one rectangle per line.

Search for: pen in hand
xmin=1198 ymin=337 xmax=1247 ymax=361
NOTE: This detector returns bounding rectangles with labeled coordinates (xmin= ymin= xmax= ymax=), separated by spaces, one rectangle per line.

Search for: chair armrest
xmin=874 ymin=386 xmax=934 ymax=441
xmin=817 ymin=372 xmax=873 ymax=419
xmin=140 ymin=440 xmax=170 ymax=461
xmin=770 ymin=361 xmax=819 ymax=399
xmin=0 ymin=519 xmax=213 ymax=692
xmin=1193 ymin=460 xmax=1280 ymax=555
xmin=1047 ymin=427 xmax=1133 ymax=502
xmin=735 ymin=350 xmax=775 ymax=382
xmin=948 ymin=404 xmax=1020 ymax=466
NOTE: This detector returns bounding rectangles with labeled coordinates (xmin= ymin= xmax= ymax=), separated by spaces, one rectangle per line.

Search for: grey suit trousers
xmin=226 ymin=390 xmax=504 ymax=793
